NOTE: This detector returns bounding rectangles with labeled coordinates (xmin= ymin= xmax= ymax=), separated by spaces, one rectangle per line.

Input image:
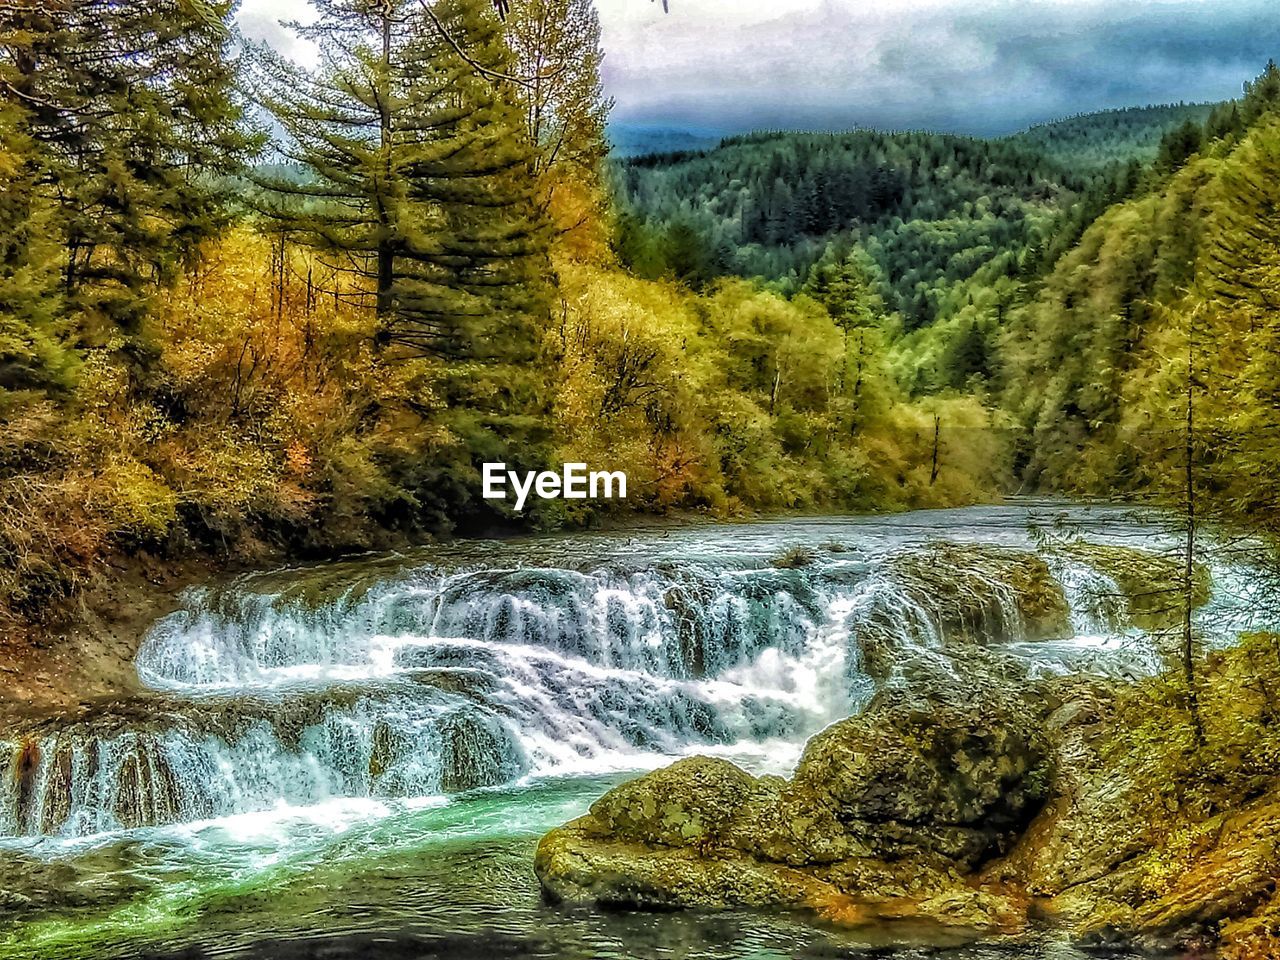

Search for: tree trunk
xmin=930 ymin=415 xmax=941 ymax=486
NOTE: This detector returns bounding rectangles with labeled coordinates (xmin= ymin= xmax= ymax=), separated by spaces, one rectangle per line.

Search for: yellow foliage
xmin=550 ymin=258 xmax=1009 ymax=517
xmin=94 ymin=458 xmax=179 ymax=540
xmin=3 ymin=222 xmax=1012 ymax=618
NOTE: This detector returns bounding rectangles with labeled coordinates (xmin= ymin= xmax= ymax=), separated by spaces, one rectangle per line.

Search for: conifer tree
xmin=0 ymin=58 xmax=67 ymax=396
xmin=256 ymin=0 xmax=550 ymax=362
xmin=0 ymin=0 xmax=253 ymax=331
xmin=255 ymin=0 xmax=553 ymax=524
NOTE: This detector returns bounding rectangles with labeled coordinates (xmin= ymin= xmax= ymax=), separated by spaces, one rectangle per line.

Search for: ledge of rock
xmin=535 ymin=680 xmax=1051 ymax=935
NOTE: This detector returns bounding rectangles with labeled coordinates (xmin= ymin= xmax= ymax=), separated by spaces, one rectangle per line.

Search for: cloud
xmin=236 ymin=0 xmax=1278 ymax=135
xmin=598 ymin=0 xmax=1280 ymax=135
xmin=237 ymin=0 xmax=318 ymax=66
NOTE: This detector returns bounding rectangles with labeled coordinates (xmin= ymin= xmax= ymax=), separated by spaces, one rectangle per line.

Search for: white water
xmin=1 ymin=504 xmax=1262 ymax=842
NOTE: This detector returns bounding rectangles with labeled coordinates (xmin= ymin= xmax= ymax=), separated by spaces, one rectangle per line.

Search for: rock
xmin=535 ymin=817 xmax=833 ymax=910
xmin=884 ymin=543 xmax=1072 ymax=645
xmin=787 ymin=682 xmax=1051 ymax=869
xmin=853 ymin=544 xmax=1073 ymax=683
xmin=1061 ymin=543 xmax=1211 ymax=631
xmin=1077 ymin=796 xmax=1280 ymax=953
xmin=588 ymin=757 xmax=762 ymax=847
xmin=534 ymin=681 xmax=1051 ymax=933
xmin=437 ymin=706 xmax=528 ymax=793
xmin=983 ymin=677 xmax=1147 ymax=927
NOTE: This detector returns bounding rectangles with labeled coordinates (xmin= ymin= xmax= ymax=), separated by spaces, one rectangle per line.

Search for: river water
xmin=2 ymin=503 xmax=1256 ymax=959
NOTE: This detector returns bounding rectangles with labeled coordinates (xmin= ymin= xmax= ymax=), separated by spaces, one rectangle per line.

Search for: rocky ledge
xmin=537 ymin=665 xmax=1053 ymax=936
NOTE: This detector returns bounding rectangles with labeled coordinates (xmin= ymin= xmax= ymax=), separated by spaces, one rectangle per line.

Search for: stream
xmin=2 ymin=503 xmax=1261 ymax=959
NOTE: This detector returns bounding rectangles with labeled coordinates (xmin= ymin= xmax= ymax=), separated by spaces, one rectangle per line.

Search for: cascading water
xmin=2 ymin=506 xmax=1264 ymax=960
xmin=4 ymin=509 xmax=1205 ymax=840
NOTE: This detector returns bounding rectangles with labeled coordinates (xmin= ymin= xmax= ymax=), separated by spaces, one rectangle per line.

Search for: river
xmin=4 ymin=503 xmax=1258 ymax=959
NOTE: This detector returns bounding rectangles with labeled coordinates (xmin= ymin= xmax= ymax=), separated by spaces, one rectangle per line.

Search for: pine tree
xmin=256 ymin=0 xmax=550 ymax=360
xmin=1 ymin=0 xmax=254 ymax=331
xmin=944 ymin=320 xmax=992 ymax=387
xmin=255 ymin=0 xmax=553 ymax=525
xmin=805 ymin=246 xmax=885 ymax=423
xmin=0 ymin=43 xmax=68 ymax=397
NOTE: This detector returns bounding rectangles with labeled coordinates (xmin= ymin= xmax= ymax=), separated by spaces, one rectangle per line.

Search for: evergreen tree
xmin=0 ymin=59 xmax=67 ymax=396
xmin=1 ymin=0 xmax=253 ymax=331
xmin=256 ymin=0 xmax=550 ymax=360
xmin=944 ymin=320 xmax=992 ymax=387
xmin=256 ymin=0 xmax=553 ymax=525
xmin=1157 ymin=120 xmax=1203 ymax=172
xmin=805 ymin=246 xmax=886 ymax=421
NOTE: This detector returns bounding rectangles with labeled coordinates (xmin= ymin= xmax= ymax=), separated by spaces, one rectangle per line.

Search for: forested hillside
xmin=608 ymin=124 xmax=721 ymax=157
xmin=1005 ymin=61 xmax=1280 ymax=534
xmin=614 ymin=131 xmax=1091 ymax=314
xmin=612 ymin=101 xmax=1244 ymax=336
xmin=1009 ymin=102 xmax=1221 ymax=168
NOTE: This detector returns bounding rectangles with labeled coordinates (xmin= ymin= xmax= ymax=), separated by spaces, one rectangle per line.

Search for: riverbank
xmin=0 ymin=553 xmax=223 ymax=724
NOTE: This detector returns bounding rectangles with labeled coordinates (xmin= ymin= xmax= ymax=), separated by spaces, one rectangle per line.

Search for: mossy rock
xmin=1062 ymin=543 xmax=1211 ymax=631
xmin=789 ymin=685 xmax=1052 ymax=868
xmin=536 ymin=679 xmax=1054 ymax=920
xmin=886 ymin=543 xmax=1072 ymax=644
xmin=588 ymin=756 xmax=763 ymax=847
xmin=535 ymin=816 xmax=832 ymax=910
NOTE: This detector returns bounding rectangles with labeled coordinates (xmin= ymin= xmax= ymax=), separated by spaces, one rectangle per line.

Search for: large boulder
xmin=535 ymin=814 xmax=832 ymax=911
xmin=535 ymin=682 xmax=1052 ymax=932
xmin=787 ymin=684 xmax=1050 ymax=868
xmin=587 ymin=756 xmax=764 ymax=848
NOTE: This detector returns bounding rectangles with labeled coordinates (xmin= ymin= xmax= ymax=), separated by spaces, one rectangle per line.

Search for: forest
xmin=0 ymin=0 xmax=1278 ymax=632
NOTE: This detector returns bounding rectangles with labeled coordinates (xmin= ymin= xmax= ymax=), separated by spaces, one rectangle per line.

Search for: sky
xmin=235 ymin=0 xmax=1280 ymax=136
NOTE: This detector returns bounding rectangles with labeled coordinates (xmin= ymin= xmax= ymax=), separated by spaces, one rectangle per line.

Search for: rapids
xmin=0 ymin=504 xmax=1265 ymax=959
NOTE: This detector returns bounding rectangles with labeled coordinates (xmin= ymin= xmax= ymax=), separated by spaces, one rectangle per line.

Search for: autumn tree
xmin=505 ymin=0 xmax=610 ymax=202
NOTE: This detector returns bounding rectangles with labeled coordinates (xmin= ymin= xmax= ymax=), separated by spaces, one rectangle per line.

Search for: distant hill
xmin=1009 ymin=102 xmax=1222 ymax=168
xmin=608 ymin=124 xmax=723 ymax=158
xmin=612 ymin=128 xmax=1109 ymax=326
xmin=611 ymin=102 xmax=1240 ymax=324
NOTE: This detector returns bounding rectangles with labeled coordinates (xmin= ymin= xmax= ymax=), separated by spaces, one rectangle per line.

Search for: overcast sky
xmin=236 ymin=0 xmax=1280 ymax=136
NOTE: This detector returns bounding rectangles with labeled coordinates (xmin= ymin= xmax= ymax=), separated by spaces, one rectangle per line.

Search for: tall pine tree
xmin=256 ymin=0 xmax=550 ymax=361
xmin=255 ymin=0 xmax=553 ymax=526
xmin=1 ymin=0 xmax=254 ymax=332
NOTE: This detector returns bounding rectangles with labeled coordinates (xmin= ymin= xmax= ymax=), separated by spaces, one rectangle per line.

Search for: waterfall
xmin=4 ymin=517 xmax=1191 ymax=840
xmin=0 ymin=688 xmax=528 ymax=838
xmin=1047 ymin=558 xmax=1129 ymax=636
